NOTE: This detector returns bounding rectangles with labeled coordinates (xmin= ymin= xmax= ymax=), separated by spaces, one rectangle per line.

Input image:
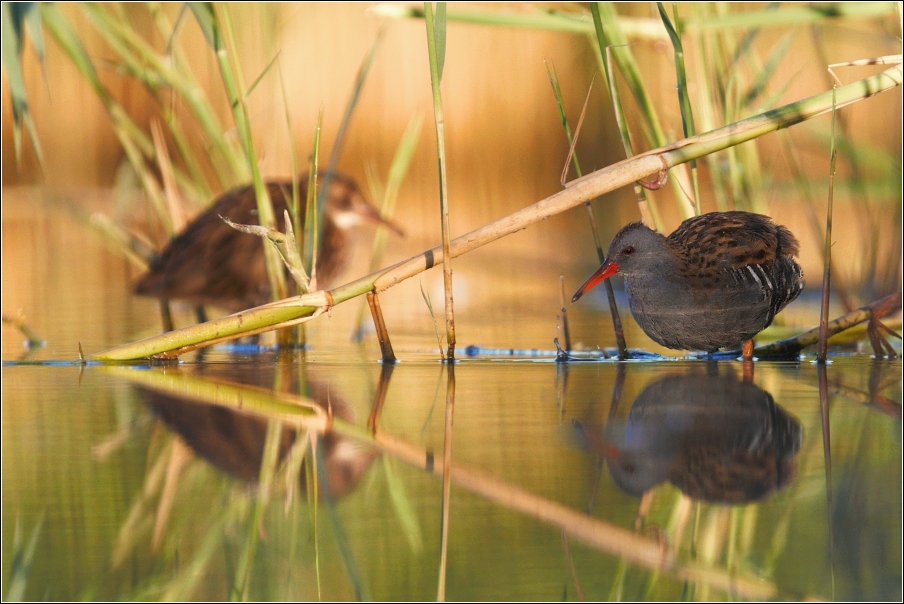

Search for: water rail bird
xmin=572 ymin=211 xmax=803 ymax=352
xmin=135 ymin=172 xmax=403 ymax=315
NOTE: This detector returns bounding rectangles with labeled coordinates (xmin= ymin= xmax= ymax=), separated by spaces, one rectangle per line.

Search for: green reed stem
xmin=817 ymin=89 xmax=837 ymax=362
xmin=546 ymin=52 xmax=629 ymax=359
xmin=161 ymin=496 xmax=249 ymax=601
xmin=683 ymin=2 xmax=894 ymax=31
xmin=425 ymin=2 xmax=456 ymax=362
xmin=89 ymin=3 xmax=247 ymax=189
xmin=2 ymin=3 xmax=45 ymax=169
xmin=591 ymin=3 xmax=662 ymax=231
xmin=316 ymin=27 xmax=385 ymax=225
xmin=231 ymin=419 xmax=283 ymax=600
xmin=304 ymin=111 xmax=323 ymax=288
xmin=40 ymin=4 xmax=175 ymax=235
xmin=352 ymin=114 xmax=423 ymax=341
xmin=659 ymin=3 xmax=700 ymax=215
xmin=592 ymin=3 xmax=696 ymax=219
xmin=212 ymin=5 xmax=286 ymax=303
xmin=374 ymin=2 xmax=895 ymax=36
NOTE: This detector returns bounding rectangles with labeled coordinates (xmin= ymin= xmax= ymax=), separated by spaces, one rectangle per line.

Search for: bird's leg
xmin=159 ymin=300 xmax=174 ymax=332
xmin=635 ymin=490 xmax=655 ymax=531
xmin=742 ymin=340 xmax=755 ymax=382
xmin=742 ymin=339 xmax=754 ymax=361
xmin=194 ymin=306 xmax=209 ymax=324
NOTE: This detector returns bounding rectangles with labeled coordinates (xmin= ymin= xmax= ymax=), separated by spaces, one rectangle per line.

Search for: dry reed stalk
xmin=755 ymin=292 xmax=902 ymax=357
xmin=90 ymin=64 xmax=903 ymax=360
xmin=366 ymin=292 xmax=396 ymax=364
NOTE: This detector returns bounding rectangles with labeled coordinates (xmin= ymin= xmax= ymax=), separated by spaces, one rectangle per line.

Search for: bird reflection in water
xmin=576 ymin=373 xmax=802 ymax=505
xmin=136 ymin=380 xmax=377 ymax=500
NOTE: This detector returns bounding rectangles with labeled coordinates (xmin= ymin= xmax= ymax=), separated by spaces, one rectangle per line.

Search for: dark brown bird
xmin=572 ymin=211 xmax=803 ymax=352
xmin=135 ymin=172 xmax=402 ymax=313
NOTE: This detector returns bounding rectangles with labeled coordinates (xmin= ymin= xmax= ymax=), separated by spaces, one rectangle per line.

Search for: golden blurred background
xmin=2 ymin=2 xmax=901 ymax=353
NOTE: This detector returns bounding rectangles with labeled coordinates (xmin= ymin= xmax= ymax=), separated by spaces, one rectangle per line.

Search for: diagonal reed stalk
xmin=372 ymin=2 xmax=895 ymax=37
xmin=754 ymin=292 xmax=901 ymax=358
xmin=90 ymin=64 xmax=903 ymax=360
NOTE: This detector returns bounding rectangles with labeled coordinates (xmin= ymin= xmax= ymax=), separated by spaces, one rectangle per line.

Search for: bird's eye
xmin=623 ymin=245 xmax=635 ymax=255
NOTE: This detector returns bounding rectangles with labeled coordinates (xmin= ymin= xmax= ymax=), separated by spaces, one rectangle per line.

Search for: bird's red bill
xmin=572 ymin=261 xmax=619 ymax=302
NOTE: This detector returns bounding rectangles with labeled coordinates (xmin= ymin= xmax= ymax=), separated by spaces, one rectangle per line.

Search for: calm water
xmin=2 ymin=190 xmax=902 ymax=601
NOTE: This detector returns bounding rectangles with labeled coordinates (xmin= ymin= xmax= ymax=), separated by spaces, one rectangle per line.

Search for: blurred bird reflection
xmin=137 ymin=378 xmax=377 ymax=500
xmin=576 ymin=373 xmax=802 ymax=505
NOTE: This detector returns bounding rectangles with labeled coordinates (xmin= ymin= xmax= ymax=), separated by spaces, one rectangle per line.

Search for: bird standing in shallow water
xmin=135 ymin=173 xmax=403 ymax=316
xmin=572 ymin=211 xmax=803 ymax=352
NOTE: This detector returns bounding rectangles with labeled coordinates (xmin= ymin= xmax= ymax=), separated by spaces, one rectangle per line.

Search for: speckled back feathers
xmin=668 ymin=211 xmax=800 ymax=280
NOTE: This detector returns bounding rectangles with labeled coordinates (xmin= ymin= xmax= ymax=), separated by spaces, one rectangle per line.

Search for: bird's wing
xmin=669 ymin=211 xmax=799 ymax=272
xmin=669 ymin=212 xmax=803 ymax=314
xmin=135 ymin=184 xmax=292 ymax=309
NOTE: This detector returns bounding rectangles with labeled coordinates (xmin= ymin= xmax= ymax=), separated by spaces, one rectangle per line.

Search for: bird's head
xmin=322 ymin=174 xmax=405 ymax=237
xmin=571 ymin=222 xmax=665 ymax=302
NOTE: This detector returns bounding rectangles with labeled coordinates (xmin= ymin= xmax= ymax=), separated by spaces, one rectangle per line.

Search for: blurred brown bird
xmin=134 ymin=172 xmax=403 ymax=316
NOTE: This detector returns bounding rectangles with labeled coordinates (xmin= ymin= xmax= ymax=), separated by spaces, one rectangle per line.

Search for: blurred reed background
xmin=2 ymin=3 xmax=901 ymax=341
